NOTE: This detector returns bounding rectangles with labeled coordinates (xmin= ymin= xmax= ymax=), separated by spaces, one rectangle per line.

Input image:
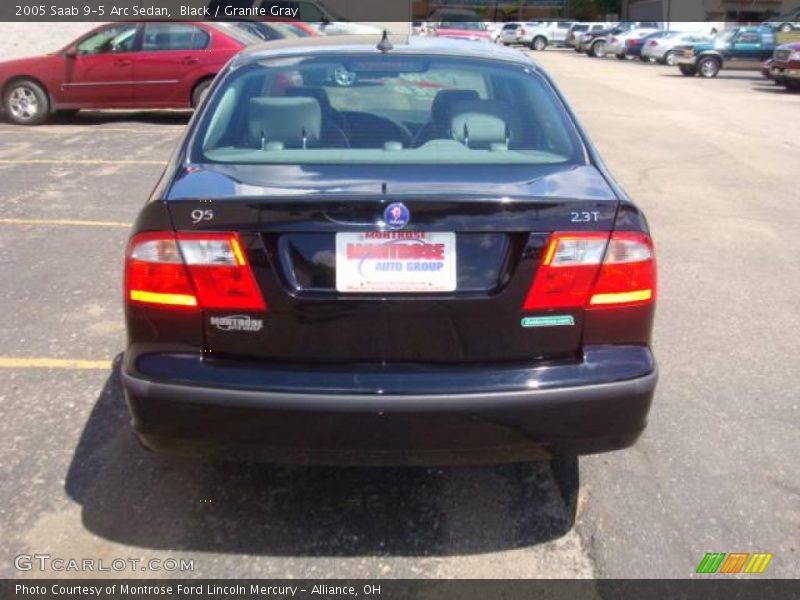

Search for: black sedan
xmin=122 ymin=35 xmax=658 ymax=465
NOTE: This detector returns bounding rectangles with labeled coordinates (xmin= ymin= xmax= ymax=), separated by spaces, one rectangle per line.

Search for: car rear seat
xmin=414 ymin=89 xmax=480 ymax=146
xmin=248 ymin=96 xmax=347 ymax=149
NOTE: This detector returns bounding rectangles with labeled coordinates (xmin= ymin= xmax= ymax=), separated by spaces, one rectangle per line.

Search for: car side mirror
xmin=65 ymin=46 xmax=78 ymax=58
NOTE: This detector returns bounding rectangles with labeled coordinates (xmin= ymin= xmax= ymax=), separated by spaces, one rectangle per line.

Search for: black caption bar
xmin=4 ymin=580 xmax=800 ymax=600
xmin=3 ymin=0 xmax=800 ymax=22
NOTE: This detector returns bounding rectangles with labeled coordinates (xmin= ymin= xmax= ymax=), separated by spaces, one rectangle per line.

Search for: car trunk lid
xmin=166 ymin=164 xmax=618 ymax=365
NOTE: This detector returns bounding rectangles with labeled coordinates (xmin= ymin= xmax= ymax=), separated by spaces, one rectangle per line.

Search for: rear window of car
xmin=142 ymin=24 xmax=210 ymax=51
xmin=212 ymin=22 xmax=277 ymax=44
xmin=193 ymin=54 xmax=583 ymax=166
xmin=503 ymin=24 xmax=520 ymax=30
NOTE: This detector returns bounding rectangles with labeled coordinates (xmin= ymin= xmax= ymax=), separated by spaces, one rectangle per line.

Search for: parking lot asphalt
xmin=0 ymin=48 xmax=798 ymax=580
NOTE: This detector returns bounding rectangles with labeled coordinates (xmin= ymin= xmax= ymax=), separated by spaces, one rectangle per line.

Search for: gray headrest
xmin=450 ymin=108 xmax=507 ymax=148
xmin=285 ymin=86 xmax=332 ymax=113
xmin=431 ymin=89 xmax=480 ymax=123
xmin=249 ymin=97 xmax=322 ymax=149
xmin=450 ymin=100 xmax=519 ymax=148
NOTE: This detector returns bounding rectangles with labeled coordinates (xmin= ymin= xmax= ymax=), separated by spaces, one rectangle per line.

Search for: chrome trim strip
xmin=62 ymin=80 xmax=180 ymax=87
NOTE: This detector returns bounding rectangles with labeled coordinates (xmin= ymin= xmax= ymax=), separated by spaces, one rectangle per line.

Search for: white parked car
xmin=641 ymin=31 xmax=714 ymax=65
xmin=412 ymin=21 xmax=429 ymax=36
xmin=484 ymin=21 xmax=503 ymax=43
xmin=519 ymin=20 xmax=577 ymax=50
xmin=499 ymin=22 xmax=523 ymax=45
xmin=315 ymin=21 xmax=382 ymax=36
xmin=605 ymin=27 xmax=661 ymax=59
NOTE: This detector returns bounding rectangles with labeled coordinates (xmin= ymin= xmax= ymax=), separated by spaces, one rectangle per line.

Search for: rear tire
xmin=663 ymin=50 xmax=675 ymax=66
xmin=697 ymin=56 xmax=721 ymax=78
xmin=589 ymin=41 xmax=606 ymax=58
xmin=616 ymin=53 xmax=627 ymax=60
xmin=679 ymin=65 xmax=697 ymax=77
xmin=191 ymin=78 xmax=213 ymax=109
xmin=786 ymin=80 xmax=800 ymax=92
xmin=3 ymin=79 xmax=49 ymax=125
xmin=531 ymin=36 xmax=547 ymax=51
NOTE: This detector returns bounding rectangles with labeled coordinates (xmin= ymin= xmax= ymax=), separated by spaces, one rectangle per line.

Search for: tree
xmin=568 ymin=0 xmax=601 ymax=20
xmin=594 ymin=0 xmax=622 ymax=18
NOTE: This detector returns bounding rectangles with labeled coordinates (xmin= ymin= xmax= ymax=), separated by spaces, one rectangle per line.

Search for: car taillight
xmin=647 ymin=40 xmax=658 ymax=46
xmin=519 ymin=28 xmax=526 ymax=36
xmin=522 ymin=231 xmax=656 ymax=310
xmin=125 ymin=232 xmax=266 ymax=310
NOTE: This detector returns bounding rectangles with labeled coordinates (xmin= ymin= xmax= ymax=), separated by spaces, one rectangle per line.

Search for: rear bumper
xmin=123 ymin=346 xmax=657 ymax=466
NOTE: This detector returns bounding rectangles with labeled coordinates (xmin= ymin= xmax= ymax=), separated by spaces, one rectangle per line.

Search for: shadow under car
xmin=64 ymin=357 xmax=579 ymax=557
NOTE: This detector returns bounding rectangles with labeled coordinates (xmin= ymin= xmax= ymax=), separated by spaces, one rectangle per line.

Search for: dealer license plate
xmin=335 ymin=232 xmax=456 ymax=293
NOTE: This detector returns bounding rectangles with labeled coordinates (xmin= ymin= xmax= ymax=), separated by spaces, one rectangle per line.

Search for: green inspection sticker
xmin=521 ymin=315 xmax=575 ymax=328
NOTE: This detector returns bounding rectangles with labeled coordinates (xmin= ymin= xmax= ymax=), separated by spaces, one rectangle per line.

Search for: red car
xmin=432 ymin=21 xmax=492 ymax=43
xmin=0 ymin=22 xmax=258 ymax=125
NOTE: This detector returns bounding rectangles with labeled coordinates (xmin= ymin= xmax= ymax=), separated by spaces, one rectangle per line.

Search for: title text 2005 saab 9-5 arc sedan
xmin=122 ymin=35 xmax=658 ymax=466
xmin=0 ymin=21 xmax=260 ymax=125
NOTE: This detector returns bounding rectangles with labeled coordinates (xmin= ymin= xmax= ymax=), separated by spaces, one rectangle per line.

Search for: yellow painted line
xmin=0 ymin=218 xmax=130 ymax=228
xmin=0 ymin=357 xmax=111 ymax=370
xmin=0 ymin=159 xmax=164 ymax=165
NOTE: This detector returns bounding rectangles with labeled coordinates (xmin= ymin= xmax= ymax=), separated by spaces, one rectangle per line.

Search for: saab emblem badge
xmin=384 ymin=202 xmax=410 ymax=230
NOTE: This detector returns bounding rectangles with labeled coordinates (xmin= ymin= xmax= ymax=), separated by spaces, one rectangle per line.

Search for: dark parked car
xmin=569 ymin=23 xmax=613 ymax=52
xmin=0 ymin=22 xmax=260 ymax=125
xmin=122 ymin=35 xmax=658 ymax=465
xmin=768 ymin=42 xmax=800 ymax=90
xmin=675 ymin=26 xmax=776 ymax=78
xmin=763 ymin=8 xmax=800 ymax=32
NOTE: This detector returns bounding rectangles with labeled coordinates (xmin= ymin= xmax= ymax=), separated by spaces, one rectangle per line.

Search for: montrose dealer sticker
xmin=335 ymin=231 xmax=456 ymax=293
xmin=209 ymin=315 xmax=263 ymax=332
